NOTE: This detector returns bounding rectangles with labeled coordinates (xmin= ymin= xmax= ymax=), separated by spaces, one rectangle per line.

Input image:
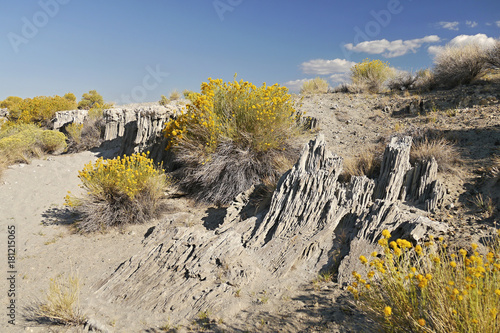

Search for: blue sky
xmin=1 ymin=0 xmax=499 ymax=104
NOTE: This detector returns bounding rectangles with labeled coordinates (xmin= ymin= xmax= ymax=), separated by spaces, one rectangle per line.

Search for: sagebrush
xmin=433 ymin=43 xmax=488 ymax=88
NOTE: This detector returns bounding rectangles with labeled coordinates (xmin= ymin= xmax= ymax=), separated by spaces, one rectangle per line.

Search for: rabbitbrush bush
xmin=5 ymin=94 xmax=77 ymax=127
xmin=0 ymin=123 xmax=67 ymax=163
xmin=163 ymin=77 xmax=301 ymax=204
xmin=65 ymin=153 xmax=169 ymax=233
xmin=351 ymin=59 xmax=394 ymax=93
xmin=348 ymin=229 xmax=500 ymax=333
xmin=300 ymin=77 xmax=329 ymax=94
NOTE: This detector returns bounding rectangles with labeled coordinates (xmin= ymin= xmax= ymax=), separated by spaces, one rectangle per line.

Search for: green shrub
xmin=349 ymin=230 xmax=500 ymax=333
xmin=300 ymin=77 xmax=329 ymax=94
xmin=351 ymin=59 xmax=394 ymax=93
xmin=7 ymin=95 xmax=77 ymax=126
xmin=163 ymin=77 xmax=301 ymax=204
xmin=433 ymin=43 xmax=488 ymax=88
xmin=65 ymin=153 xmax=170 ymax=233
xmin=77 ymin=90 xmax=104 ymax=110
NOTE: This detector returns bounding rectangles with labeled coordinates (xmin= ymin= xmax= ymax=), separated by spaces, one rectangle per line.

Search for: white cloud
xmin=496 ymin=21 xmax=500 ymax=28
xmin=438 ymin=21 xmax=459 ymax=30
xmin=344 ymin=35 xmax=440 ymax=58
xmin=466 ymin=20 xmax=478 ymax=28
xmin=300 ymin=58 xmax=356 ymax=75
xmin=428 ymin=33 xmax=498 ymax=55
xmin=283 ymin=79 xmax=309 ymax=93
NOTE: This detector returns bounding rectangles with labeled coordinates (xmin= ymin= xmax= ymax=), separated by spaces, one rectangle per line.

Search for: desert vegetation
xmin=350 ymin=58 xmax=395 ymax=93
xmin=300 ymin=77 xmax=329 ymax=94
xmin=163 ymin=77 xmax=302 ymax=204
xmin=348 ymin=230 xmax=500 ymax=333
xmin=0 ymin=123 xmax=66 ymax=164
xmin=65 ymin=152 xmax=170 ymax=233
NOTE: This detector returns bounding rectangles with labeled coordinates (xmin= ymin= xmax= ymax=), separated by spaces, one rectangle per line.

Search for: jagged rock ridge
xmin=94 ymin=133 xmax=449 ymax=323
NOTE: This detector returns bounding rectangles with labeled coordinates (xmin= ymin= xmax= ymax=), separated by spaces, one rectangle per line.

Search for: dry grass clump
xmin=300 ymin=77 xmax=329 ymax=94
xmin=433 ymin=43 xmax=489 ymax=88
xmin=30 ymin=273 xmax=86 ymax=326
xmin=65 ymin=152 xmax=170 ymax=233
xmin=348 ymin=230 xmax=500 ymax=333
xmin=163 ymin=77 xmax=301 ymax=204
xmin=351 ymin=58 xmax=395 ymax=93
xmin=0 ymin=123 xmax=67 ymax=164
xmin=340 ymin=148 xmax=383 ymax=182
xmin=411 ymin=137 xmax=460 ymax=172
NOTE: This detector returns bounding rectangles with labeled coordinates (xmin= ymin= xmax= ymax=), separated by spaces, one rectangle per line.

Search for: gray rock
xmin=94 ymin=133 xmax=449 ymax=323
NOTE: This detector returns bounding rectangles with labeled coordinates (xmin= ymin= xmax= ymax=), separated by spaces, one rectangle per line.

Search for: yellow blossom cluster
xmin=347 ymin=229 xmax=500 ymax=332
xmin=65 ymin=152 xmax=165 ymax=206
xmin=163 ymin=76 xmax=298 ymax=154
xmin=3 ymin=94 xmax=77 ymax=126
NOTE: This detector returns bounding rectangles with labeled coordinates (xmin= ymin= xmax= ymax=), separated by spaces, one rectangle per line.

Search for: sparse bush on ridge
xmin=349 ymin=230 xmax=500 ymax=333
xmin=159 ymin=95 xmax=169 ymax=106
xmin=433 ymin=43 xmax=489 ymax=88
xmin=413 ymin=68 xmax=435 ymax=92
xmin=65 ymin=153 xmax=170 ymax=233
xmin=387 ymin=71 xmax=417 ymax=91
xmin=169 ymin=90 xmax=181 ymax=101
xmin=163 ymin=77 xmax=301 ymax=204
xmin=350 ymin=59 xmax=395 ymax=93
xmin=300 ymin=77 xmax=329 ymax=94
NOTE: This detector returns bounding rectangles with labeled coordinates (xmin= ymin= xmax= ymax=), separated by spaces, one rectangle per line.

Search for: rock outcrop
xmin=51 ymin=109 xmax=89 ymax=130
xmin=94 ymin=133 xmax=449 ymax=323
xmin=103 ymin=105 xmax=180 ymax=164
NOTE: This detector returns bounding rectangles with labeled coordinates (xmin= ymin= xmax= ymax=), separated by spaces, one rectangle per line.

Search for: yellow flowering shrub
xmin=350 ymin=59 xmax=394 ymax=93
xmin=65 ymin=153 xmax=170 ymax=232
xmin=163 ymin=77 xmax=301 ymax=204
xmin=300 ymin=77 xmax=329 ymax=94
xmin=5 ymin=94 xmax=77 ymax=126
xmin=348 ymin=230 xmax=500 ymax=332
xmin=0 ymin=123 xmax=66 ymax=163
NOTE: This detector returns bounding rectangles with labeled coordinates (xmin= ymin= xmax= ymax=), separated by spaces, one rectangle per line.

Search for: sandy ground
xmin=1 ymin=83 xmax=500 ymax=332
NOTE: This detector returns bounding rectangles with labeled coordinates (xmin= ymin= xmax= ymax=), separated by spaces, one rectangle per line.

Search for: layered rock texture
xmin=94 ymin=133 xmax=448 ymax=323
